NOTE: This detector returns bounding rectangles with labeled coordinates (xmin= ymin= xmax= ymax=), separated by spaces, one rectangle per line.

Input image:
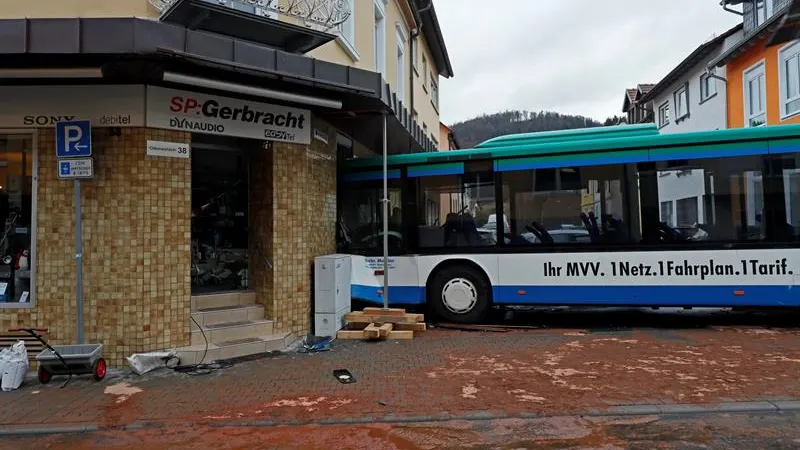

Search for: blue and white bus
xmin=337 ymin=124 xmax=800 ymax=323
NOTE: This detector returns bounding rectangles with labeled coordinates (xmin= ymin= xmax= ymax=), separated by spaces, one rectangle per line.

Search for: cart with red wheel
xmin=8 ymin=327 xmax=106 ymax=387
xmin=36 ymin=343 xmax=105 ymax=384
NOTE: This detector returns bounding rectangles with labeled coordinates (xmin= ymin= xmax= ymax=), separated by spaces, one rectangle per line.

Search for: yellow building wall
xmin=309 ymin=0 xmax=442 ymax=143
xmin=412 ymin=36 xmax=441 ymax=145
xmin=0 ymin=0 xmax=158 ymax=18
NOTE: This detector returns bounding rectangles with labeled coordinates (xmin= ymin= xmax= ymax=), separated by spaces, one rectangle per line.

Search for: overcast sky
xmin=434 ymin=0 xmax=741 ymax=125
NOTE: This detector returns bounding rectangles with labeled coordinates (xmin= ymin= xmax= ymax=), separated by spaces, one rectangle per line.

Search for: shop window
xmin=0 ymin=134 xmax=34 ymax=305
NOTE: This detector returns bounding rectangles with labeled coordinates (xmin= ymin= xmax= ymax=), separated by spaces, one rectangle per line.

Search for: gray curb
xmin=1 ymin=400 xmax=799 ymax=436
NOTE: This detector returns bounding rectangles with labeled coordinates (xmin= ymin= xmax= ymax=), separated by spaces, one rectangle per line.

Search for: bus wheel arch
xmin=426 ymin=260 xmax=492 ymax=324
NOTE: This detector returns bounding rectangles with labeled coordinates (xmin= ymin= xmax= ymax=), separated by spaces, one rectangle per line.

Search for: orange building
xmin=712 ymin=0 xmax=800 ymax=128
xmin=438 ymin=122 xmax=460 ymax=150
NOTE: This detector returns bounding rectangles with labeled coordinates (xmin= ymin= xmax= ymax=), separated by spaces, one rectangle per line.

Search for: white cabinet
xmin=313 ymin=254 xmax=352 ymax=314
xmin=314 ymin=307 xmax=349 ymax=337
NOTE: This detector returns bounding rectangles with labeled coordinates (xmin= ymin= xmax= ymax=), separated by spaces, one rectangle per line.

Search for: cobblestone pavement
xmin=3 ymin=411 xmax=800 ymax=449
xmin=0 ymin=309 xmax=799 ymax=448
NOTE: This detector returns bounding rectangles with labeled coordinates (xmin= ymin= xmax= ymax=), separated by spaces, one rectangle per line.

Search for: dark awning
xmin=0 ymin=17 xmax=436 ymax=154
xmin=160 ymin=0 xmax=335 ymax=54
xmin=768 ymin=0 xmax=800 ymax=46
xmin=710 ymin=3 xmax=792 ymax=68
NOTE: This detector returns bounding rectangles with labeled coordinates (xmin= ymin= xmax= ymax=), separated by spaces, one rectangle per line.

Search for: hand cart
xmin=7 ymin=328 xmax=106 ymax=387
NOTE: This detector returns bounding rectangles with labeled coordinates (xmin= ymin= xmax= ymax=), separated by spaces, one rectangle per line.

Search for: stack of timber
xmin=336 ymin=307 xmax=426 ymax=340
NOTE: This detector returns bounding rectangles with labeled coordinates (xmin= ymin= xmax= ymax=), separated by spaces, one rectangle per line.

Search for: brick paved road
xmin=1 ymin=309 xmax=800 ymax=433
xmin=3 ymin=411 xmax=800 ymax=449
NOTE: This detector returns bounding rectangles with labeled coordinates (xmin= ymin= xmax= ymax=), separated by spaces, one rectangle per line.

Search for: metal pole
xmin=75 ymin=178 xmax=84 ymax=344
xmin=382 ymin=112 xmax=389 ymax=310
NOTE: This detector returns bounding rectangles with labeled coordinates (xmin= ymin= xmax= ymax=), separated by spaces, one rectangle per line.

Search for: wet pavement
xmin=4 ymin=411 xmax=800 ymax=449
xmin=1 ymin=307 xmax=800 ymax=448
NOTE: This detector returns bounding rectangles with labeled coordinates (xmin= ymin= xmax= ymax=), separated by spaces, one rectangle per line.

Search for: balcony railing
xmin=150 ymin=0 xmax=350 ymax=32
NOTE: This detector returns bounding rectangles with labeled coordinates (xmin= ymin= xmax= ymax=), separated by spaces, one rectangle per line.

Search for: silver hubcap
xmin=441 ymin=278 xmax=478 ymax=314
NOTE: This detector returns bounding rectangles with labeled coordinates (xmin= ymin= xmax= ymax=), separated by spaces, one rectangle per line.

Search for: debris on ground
xmin=336 ymin=307 xmax=426 ymax=340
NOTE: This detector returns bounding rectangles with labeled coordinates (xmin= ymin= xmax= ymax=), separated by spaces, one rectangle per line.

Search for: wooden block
xmin=386 ymin=330 xmax=414 ymax=340
xmin=364 ymin=323 xmax=380 ymax=339
xmin=378 ymin=323 xmax=393 ymax=337
xmin=343 ymin=322 xmax=369 ymax=331
xmin=344 ymin=312 xmax=424 ymax=324
xmin=336 ymin=330 xmax=367 ymax=339
xmin=395 ymin=322 xmax=426 ymax=332
xmin=362 ymin=307 xmax=407 ymax=316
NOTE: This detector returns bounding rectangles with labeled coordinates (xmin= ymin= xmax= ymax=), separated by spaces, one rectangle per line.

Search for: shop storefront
xmin=0 ymin=15 xmax=433 ymax=366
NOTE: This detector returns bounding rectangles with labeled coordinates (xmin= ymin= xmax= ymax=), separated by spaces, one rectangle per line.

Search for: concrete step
xmin=191 ymin=304 xmax=266 ymax=328
xmin=190 ymin=291 xmax=257 ymax=312
xmin=190 ymin=319 xmax=274 ymax=346
xmin=175 ymin=332 xmax=294 ymax=365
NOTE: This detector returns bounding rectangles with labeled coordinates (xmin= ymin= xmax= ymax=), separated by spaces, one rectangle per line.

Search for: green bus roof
xmin=340 ymin=123 xmax=800 ymax=170
xmin=474 ymin=123 xmax=659 ymax=149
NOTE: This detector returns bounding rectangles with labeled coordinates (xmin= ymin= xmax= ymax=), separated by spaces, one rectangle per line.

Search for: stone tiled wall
xmin=0 ymin=128 xmax=192 ymax=366
xmin=249 ymin=147 xmax=275 ymax=319
xmin=250 ymin=117 xmax=338 ymax=337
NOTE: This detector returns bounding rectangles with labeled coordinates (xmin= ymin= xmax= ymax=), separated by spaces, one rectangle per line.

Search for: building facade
xmin=0 ymin=0 xmax=453 ymax=366
xmin=621 ymin=84 xmax=656 ymax=125
xmin=642 ymin=25 xmax=743 ymax=133
xmin=711 ymin=0 xmax=799 ymax=128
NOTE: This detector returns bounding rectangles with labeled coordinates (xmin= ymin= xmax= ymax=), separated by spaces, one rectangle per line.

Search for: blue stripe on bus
xmin=768 ymin=143 xmax=800 ymax=154
xmin=648 ymin=146 xmax=768 ymax=162
xmin=340 ymin=170 xmax=401 ymax=183
xmin=351 ymin=284 xmax=426 ymax=305
xmin=492 ymin=285 xmax=799 ymax=306
xmin=495 ymin=153 xmax=644 ymax=172
xmin=407 ymin=162 xmax=464 ymax=177
xmin=352 ymin=285 xmax=799 ymax=308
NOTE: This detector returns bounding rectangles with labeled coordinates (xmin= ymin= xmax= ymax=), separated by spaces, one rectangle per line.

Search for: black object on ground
xmin=333 ymin=369 xmax=356 ymax=384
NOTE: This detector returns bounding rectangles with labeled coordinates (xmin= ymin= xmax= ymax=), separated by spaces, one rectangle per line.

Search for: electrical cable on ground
xmin=166 ymin=315 xmax=234 ymax=376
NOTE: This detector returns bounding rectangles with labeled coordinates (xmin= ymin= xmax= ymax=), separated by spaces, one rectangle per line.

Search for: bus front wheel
xmin=429 ymin=265 xmax=490 ymax=324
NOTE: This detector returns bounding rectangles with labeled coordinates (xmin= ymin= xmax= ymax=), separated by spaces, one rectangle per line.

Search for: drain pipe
xmin=409 ymin=0 xmax=432 ymax=150
xmin=720 ymin=0 xmax=744 ymax=16
xmin=706 ymin=67 xmax=729 ymax=128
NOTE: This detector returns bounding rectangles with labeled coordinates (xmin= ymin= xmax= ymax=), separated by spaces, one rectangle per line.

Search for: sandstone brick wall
xmin=250 ymin=117 xmax=338 ymax=337
xmin=0 ymin=127 xmax=192 ymax=366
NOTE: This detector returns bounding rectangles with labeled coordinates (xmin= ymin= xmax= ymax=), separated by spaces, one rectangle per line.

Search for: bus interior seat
xmin=601 ymin=214 xmax=629 ymax=243
xmin=419 ymin=225 xmax=445 ymax=247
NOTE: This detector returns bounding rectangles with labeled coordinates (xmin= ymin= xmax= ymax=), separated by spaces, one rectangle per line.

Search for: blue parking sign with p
xmin=55 ymin=120 xmax=92 ymax=158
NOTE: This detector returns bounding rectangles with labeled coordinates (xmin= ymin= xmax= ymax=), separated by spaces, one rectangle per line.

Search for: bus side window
xmin=648 ymin=155 xmax=768 ymax=244
xmin=502 ymin=165 xmax=633 ymax=246
xmin=416 ymin=172 xmax=497 ymax=248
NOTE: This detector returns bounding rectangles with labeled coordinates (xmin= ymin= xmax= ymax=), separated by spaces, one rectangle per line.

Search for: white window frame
xmin=336 ymin=0 xmax=359 ymax=62
xmin=779 ymin=40 xmax=800 ymax=120
xmin=0 ymin=130 xmax=38 ymax=310
xmin=430 ymin=75 xmax=439 ymax=110
xmin=395 ymin=23 xmax=407 ymax=104
xmin=673 ymin=83 xmax=689 ymax=122
xmin=422 ymin=54 xmax=428 ymax=92
xmin=744 ymin=60 xmax=767 ymax=127
xmin=373 ymin=0 xmax=386 ymax=78
xmin=658 ymin=101 xmax=670 ymax=128
xmin=755 ymin=0 xmax=774 ymax=27
xmin=699 ymin=73 xmax=717 ymax=103
xmin=411 ymin=38 xmax=418 ymax=74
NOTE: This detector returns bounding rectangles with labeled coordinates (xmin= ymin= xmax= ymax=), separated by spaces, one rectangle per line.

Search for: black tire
xmin=429 ymin=264 xmax=491 ymax=324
